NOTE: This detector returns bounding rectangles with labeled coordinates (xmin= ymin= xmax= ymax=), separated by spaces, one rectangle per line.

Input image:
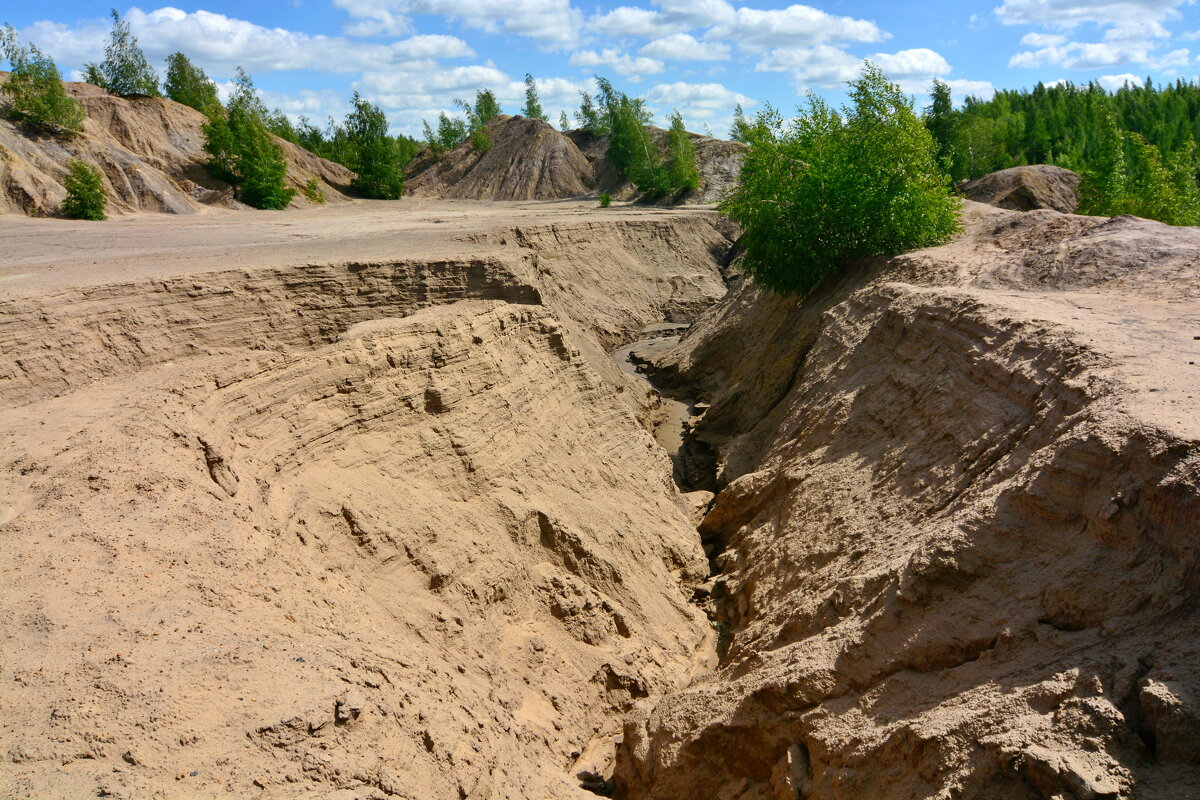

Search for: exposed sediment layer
xmin=620 ymin=202 xmax=1200 ymax=799
xmin=0 ymin=208 xmax=730 ymax=799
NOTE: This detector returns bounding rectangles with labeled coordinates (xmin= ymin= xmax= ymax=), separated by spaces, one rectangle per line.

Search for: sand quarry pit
xmin=1 ymin=198 xmax=1198 ymax=800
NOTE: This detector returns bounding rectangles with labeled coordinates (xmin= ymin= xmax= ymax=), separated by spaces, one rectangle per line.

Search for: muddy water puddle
xmin=613 ymin=323 xmax=697 ymax=458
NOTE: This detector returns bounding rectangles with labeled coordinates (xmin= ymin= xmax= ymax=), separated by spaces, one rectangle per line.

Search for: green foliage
xmin=921 ymin=76 xmax=1200 ymax=225
xmin=729 ymin=103 xmax=753 ymax=143
xmin=302 ymin=176 xmax=325 ymax=204
xmin=345 ymin=91 xmax=404 ymax=199
xmin=666 ymin=111 xmax=700 ymax=193
xmin=1078 ymin=103 xmax=1127 ymax=216
xmin=61 ymin=159 xmax=107 ymax=220
xmin=1079 ymin=113 xmax=1200 ymax=225
xmin=203 ymin=68 xmax=294 ymax=210
xmin=425 ymin=112 xmax=469 ymax=153
xmin=522 ymin=74 xmax=547 ymax=121
xmin=163 ymin=52 xmax=219 ymax=114
xmin=0 ymin=25 xmax=85 ymax=135
xmin=593 ymin=76 xmax=669 ymax=196
xmin=599 ymin=192 xmax=611 ymax=207
xmin=455 ymin=89 xmax=501 ymax=128
xmin=923 ymin=79 xmax=957 ymax=175
xmin=470 ymin=126 xmax=491 ymax=153
xmin=86 ymin=10 xmax=160 ymax=97
xmin=574 ymin=90 xmax=606 ymax=134
xmin=722 ymin=63 xmax=959 ymax=295
xmin=559 ymin=110 xmax=570 ymax=132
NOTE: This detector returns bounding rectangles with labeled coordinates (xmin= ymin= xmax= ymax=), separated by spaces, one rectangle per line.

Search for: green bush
xmin=163 ymin=52 xmax=219 ymax=114
xmin=61 ymin=159 xmax=107 ymax=220
xmin=721 ymin=64 xmax=959 ymax=295
xmin=85 ymin=10 xmax=160 ymax=97
xmin=302 ymin=176 xmax=325 ymax=204
xmin=0 ymin=25 xmax=85 ymax=135
xmin=599 ymin=193 xmax=611 ymax=207
xmin=202 ymin=68 xmax=295 ymax=210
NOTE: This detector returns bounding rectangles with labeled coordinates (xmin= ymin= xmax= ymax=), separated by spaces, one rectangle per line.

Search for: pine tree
xmin=345 ymin=92 xmax=403 ymax=199
xmin=559 ymin=110 xmax=570 ymax=132
xmin=923 ymin=79 xmax=960 ymax=179
xmin=86 ymin=10 xmax=160 ymax=97
xmin=0 ymin=25 xmax=86 ymax=135
xmin=61 ymin=159 xmax=107 ymax=219
xmin=521 ymin=74 xmax=547 ymax=121
xmin=163 ymin=52 xmax=219 ymax=114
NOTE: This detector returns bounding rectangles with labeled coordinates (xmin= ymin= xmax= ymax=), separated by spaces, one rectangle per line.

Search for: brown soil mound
xmin=406 ymin=115 xmax=594 ymax=200
xmin=621 ymin=200 xmax=1200 ymax=799
xmin=957 ymin=164 xmax=1081 ymax=213
xmin=0 ymin=80 xmax=354 ymax=216
xmin=568 ymin=128 xmax=746 ymax=204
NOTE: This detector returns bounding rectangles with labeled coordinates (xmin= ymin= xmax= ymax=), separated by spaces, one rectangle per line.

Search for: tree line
xmin=922 ymin=77 xmax=1200 ymax=224
xmin=1 ymin=10 xmax=409 ymax=214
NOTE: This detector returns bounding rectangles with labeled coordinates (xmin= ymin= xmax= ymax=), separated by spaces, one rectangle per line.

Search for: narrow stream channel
xmin=612 ymin=322 xmax=701 ymax=484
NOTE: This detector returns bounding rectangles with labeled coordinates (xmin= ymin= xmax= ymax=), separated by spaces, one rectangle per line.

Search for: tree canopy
xmin=85 ymin=10 xmax=160 ymax=97
xmin=521 ymin=74 xmax=547 ymax=121
xmin=0 ymin=25 xmax=85 ymax=135
xmin=164 ymin=52 xmax=219 ymax=114
xmin=203 ymin=67 xmax=294 ymax=210
xmin=722 ymin=64 xmax=959 ymax=295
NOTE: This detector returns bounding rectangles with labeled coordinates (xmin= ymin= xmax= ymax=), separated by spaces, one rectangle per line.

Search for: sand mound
xmin=619 ymin=200 xmax=1200 ymax=799
xmin=957 ymin=164 xmax=1081 ymax=213
xmin=406 ymin=115 xmax=594 ymax=200
xmin=0 ymin=80 xmax=354 ymax=216
xmin=568 ymin=128 xmax=747 ymax=204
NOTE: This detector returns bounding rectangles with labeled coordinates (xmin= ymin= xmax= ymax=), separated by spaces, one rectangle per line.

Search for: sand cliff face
xmin=0 ymin=205 xmax=729 ymax=799
xmin=619 ymin=201 xmax=1200 ymax=799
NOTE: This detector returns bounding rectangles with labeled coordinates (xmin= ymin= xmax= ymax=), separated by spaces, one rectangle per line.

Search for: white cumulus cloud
xmin=640 ymin=33 xmax=731 ymax=61
xmin=570 ymin=48 xmax=665 ymax=77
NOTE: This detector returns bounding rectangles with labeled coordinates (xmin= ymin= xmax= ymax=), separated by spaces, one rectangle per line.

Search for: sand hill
xmin=0 ymin=79 xmax=353 ymax=216
xmin=958 ymin=164 xmax=1082 ymax=213
xmin=406 ymin=115 xmax=747 ymax=204
xmin=406 ymin=115 xmax=595 ymax=200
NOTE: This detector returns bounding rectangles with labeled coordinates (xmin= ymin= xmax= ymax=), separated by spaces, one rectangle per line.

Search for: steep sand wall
xmin=0 ymin=211 xmax=731 ymax=799
xmin=617 ymin=202 xmax=1200 ymax=799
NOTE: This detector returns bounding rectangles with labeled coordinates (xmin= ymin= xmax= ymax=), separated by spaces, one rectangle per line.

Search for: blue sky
xmin=6 ymin=1 xmax=1200 ymax=137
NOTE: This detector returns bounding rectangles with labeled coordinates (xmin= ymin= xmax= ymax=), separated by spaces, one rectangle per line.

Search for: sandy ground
xmin=0 ymin=198 xmax=718 ymax=293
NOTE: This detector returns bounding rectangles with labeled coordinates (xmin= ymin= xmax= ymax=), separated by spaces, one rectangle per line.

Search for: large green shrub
xmin=61 ymin=159 xmax=107 ymax=219
xmin=345 ymin=92 xmax=404 ymax=199
xmin=85 ymin=10 xmax=160 ymax=97
xmin=164 ymin=52 xmax=219 ymax=114
xmin=203 ymin=68 xmax=294 ymax=210
xmin=721 ymin=64 xmax=959 ymax=294
xmin=0 ymin=25 xmax=85 ymax=135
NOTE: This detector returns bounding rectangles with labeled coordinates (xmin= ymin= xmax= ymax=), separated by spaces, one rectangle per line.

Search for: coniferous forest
xmin=924 ymin=77 xmax=1200 ymax=224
